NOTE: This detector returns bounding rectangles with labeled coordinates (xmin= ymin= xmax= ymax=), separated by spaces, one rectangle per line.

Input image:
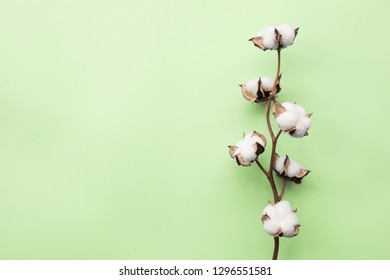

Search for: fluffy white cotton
xmin=260 ymin=77 xmax=274 ymax=92
xmin=291 ymin=116 xmax=312 ymax=138
xmin=287 ymin=212 xmax=298 ymax=225
xmin=276 ymin=24 xmax=296 ymax=48
xmin=263 ymin=204 xmax=278 ymax=219
xmin=276 ymin=111 xmax=299 ymax=131
xmin=257 ymin=26 xmax=278 ymax=50
xmin=275 ymin=102 xmax=312 ymax=137
xmin=262 ymin=201 xmax=299 ymax=237
xmin=274 ymin=155 xmax=286 ymax=173
xmin=245 ymin=79 xmax=259 ymax=96
xmin=263 ymin=219 xmax=280 ymax=236
xmin=280 ymin=102 xmax=298 ymax=112
xmin=275 ymin=200 xmax=292 ymax=217
xmin=293 ymin=104 xmax=307 ymax=117
xmin=281 ymin=102 xmax=307 ymax=117
xmin=285 ymin=159 xmax=303 ymax=178
xmin=235 ymin=132 xmax=265 ymax=163
xmin=280 ymin=220 xmax=296 ymax=237
xmin=274 ymin=155 xmax=305 ymax=178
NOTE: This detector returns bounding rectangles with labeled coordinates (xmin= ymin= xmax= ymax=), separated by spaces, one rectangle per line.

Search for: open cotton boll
xmin=274 ymin=155 xmax=286 ymax=173
xmin=235 ymin=140 xmax=257 ymax=163
xmin=257 ymin=26 xmax=278 ymax=50
xmin=245 ymin=79 xmax=259 ymax=96
xmin=285 ymin=159 xmax=304 ymax=178
xmin=261 ymin=201 xmax=299 ymax=238
xmin=276 ymin=24 xmax=296 ymax=48
xmin=276 ymin=111 xmax=300 ymax=131
xmin=229 ymin=131 xmax=267 ymax=166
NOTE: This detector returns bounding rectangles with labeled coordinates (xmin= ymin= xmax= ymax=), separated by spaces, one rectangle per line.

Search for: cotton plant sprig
xmin=228 ymin=24 xmax=312 ymax=260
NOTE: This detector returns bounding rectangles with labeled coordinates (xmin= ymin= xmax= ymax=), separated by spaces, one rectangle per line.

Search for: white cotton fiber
xmin=294 ymin=104 xmax=308 ymax=117
xmin=276 ymin=24 xmax=296 ymax=48
xmin=263 ymin=219 xmax=280 ymax=236
xmin=260 ymin=77 xmax=274 ymax=92
xmin=257 ymin=26 xmax=278 ymax=50
xmin=245 ymin=79 xmax=259 ymax=96
xmin=276 ymin=200 xmax=292 ymax=217
xmin=287 ymin=212 xmax=298 ymax=226
xmin=235 ymin=139 xmax=256 ymax=163
xmin=291 ymin=117 xmax=311 ymax=138
xmin=250 ymin=135 xmax=265 ymax=147
xmin=281 ymin=102 xmax=297 ymax=112
xmin=280 ymin=220 xmax=295 ymax=237
xmin=300 ymin=116 xmax=312 ymax=130
xmin=285 ymin=159 xmax=303 ymax=178
xmin=276 ymin=111 xmax=299 ymax=131
xmin=274 ymin=155 xmax=286 ymax=173
xmin=263 ymin=204 xmax=277 ymax=219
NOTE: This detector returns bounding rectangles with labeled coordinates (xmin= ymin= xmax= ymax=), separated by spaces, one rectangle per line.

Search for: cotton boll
xmin=229 ymin=131 xmax=267 ymax=166
xmin=262 ymin=201 xmax=299 ymax=238
xmin=235 ymin=141 xmax=256 ymax=163
xmin=257 ymin=26 xmax=278 ymax=50
xmin=276 ymin=111 xmax=300 ymax=131
xmin=245 ymin=79 xmax=259 ymax=96
xmin=274 ymin=155 xmax=286 ymax=173
xmin=260 ymin=77 xmax=274 ymax=92
xmin=263 ymin=219 xmax=280 ymax=236
xmin=286 ymin=159 xmax=304 ymax=178
xmin=276 ymin=24 xmax=296 ymax=48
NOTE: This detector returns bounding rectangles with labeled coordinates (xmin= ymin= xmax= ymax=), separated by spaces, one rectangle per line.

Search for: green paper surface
xmin=0 ymin=0 xmax=389 ymax=259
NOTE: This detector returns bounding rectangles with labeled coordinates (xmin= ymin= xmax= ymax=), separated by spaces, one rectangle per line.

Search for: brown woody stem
xmin=266 ymin=50 xmax=282 ymax=260
xmin=255 ymin=160 xmax=278 ymax=202
xmin=279 ymin=180 xmax=286 ymax=201
xmin=272 ymin=237 xmax=279 ymax=260
xmin=255 ymin=159 xmax=268 ymax=177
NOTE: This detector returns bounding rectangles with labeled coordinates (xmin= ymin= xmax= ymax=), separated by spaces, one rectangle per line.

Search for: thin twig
xmin=255 ymin=160 xmax=279 ymax=202
xmin=279 ymin=180 xmax=286 ymax=201
xmin=272 ymin=237 xmax=279 ymax=260
xmin=255 ymin=159 xmax=268 ymax=177
xmin=275 ymin=129 xmax=282 ymax=141
xmin=264 ymin=50 xmax=282 ymax=260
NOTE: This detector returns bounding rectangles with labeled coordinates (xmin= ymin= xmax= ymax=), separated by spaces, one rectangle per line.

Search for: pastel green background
xmin=0 ymin=0 xmax=389 ymax=260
